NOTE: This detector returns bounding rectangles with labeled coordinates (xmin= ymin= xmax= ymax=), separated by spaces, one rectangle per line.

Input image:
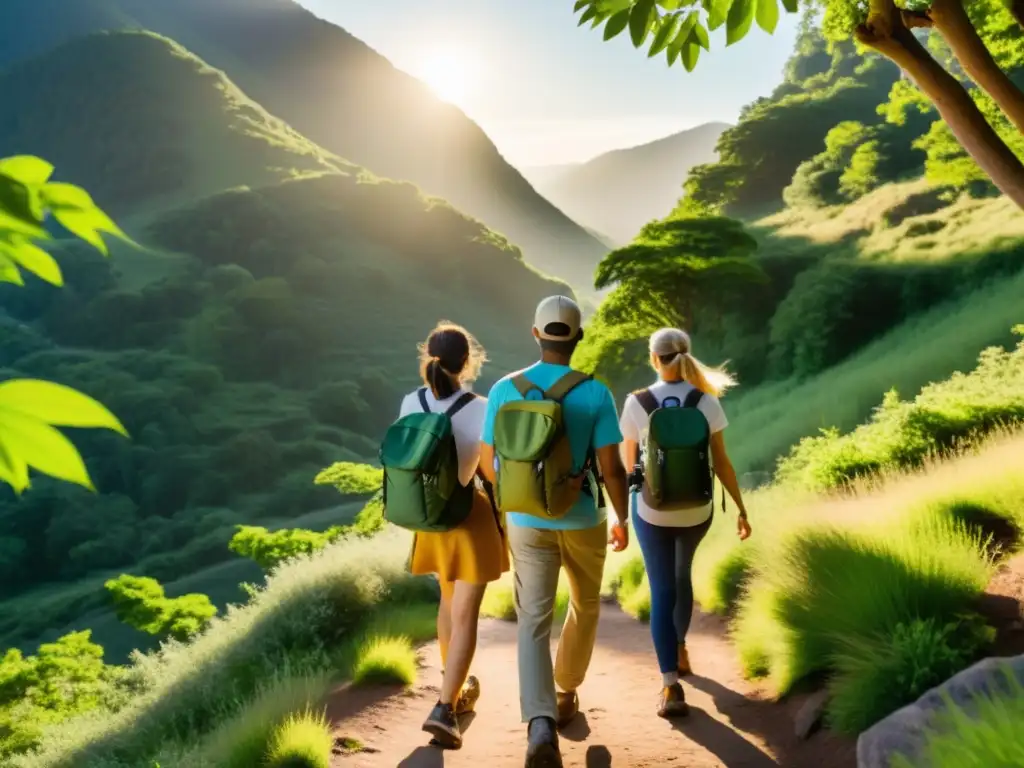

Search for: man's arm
xmin=596 ymin=443 xmax=628 ymax=525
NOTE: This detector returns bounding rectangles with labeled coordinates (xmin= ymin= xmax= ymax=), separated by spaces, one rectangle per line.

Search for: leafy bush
xmin=827 ymin=614 xmax=994 ymax=733
xmin=313 ymin=461 xmax=383 ymax=496
xmin=104 ymin=574 xmax=217 ymax=641
xmin=777 ymin=330 xmax=1024 ymax=491
xmin=263 ymin=709 xmax=332 ymax=768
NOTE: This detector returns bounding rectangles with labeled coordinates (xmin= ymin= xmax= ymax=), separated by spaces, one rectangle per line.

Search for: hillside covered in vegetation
xmin=0 ymin=30 xmax=569 ymax=657
xmin=0 ymin=0 xmax=611 ymax=292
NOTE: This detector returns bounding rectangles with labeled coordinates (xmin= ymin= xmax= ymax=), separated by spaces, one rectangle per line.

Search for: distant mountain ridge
xmin=526 ymin=122 xmax=730 ymax=245
xmin=0 ymin=0 xmax=608 ymax=291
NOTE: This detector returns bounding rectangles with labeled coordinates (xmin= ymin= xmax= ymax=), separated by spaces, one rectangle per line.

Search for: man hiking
xmin=479 ymin=295 xmax=630 ymax=768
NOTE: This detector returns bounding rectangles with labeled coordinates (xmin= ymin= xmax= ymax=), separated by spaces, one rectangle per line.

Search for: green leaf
xmin=693 ymin=20 xmax=711 ymax=50
xmin=0 ymin=410 xmax=93 ymax=490
xmin=648 ymin=13 xmax=681 ymax=56
xmin=0 ymin=431 xmax=29 ymax=493
xmin=0 ymin=208 xmax=46 ymax=240
xmin=604 ymin=8 xmax=631 ymax=39
xmin=629 ymin=0 xmax=657 ymax=46
xmin=0 ymin=237 xmax=62 ymax=286
xmin=0 ymin=379 xmax=128 ymax=435
xmin=703 ymin=0 xmax=731 ymax=30
xmin=657 ymin=0 xmax=683 ymax=8
xmin=781 ymin=0 xmax=799 ymax=11
xmin=579 ymin=5 xmax=599 ymax=24
xmin=681 ymin=38 xmax=701 ymax=71
xmin=0 ymin=256 xmax=25 ymax=286
xmin=0 ymin=174 xmax=42 ymax=229
xmin=756 ymin=0 xmax=780 ymax=33
xmin=0 ymin=156 xmax=54 ymax=186
xmin=574 ymin=0 xmax=593 ymax=10
xmin=668 ymin=11 xmax=699 ymax=56
xmin=726 ymin=0 xmax=756 ymax=45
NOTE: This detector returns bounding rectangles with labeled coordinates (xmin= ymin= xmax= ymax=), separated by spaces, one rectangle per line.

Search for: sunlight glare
xmin=416 ymin=49 xmax=476 ymax=106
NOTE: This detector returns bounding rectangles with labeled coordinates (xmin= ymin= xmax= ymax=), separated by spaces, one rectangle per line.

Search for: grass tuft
xmin=350 ymin=636 xmax=418 ymax=687
xmin=264 ymin=709 xmax=332 ymax=768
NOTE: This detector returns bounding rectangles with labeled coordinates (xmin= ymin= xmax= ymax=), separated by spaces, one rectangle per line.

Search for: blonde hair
xmin=648 ymin=327 xmax=736 ymax=398
xmin=417 ymin=321 xmax=488 ymax=398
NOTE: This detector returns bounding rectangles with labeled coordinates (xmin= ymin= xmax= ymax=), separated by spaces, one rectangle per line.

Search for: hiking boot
xmin=657 ymin=683 xmax=690 ymax=719
xmin=525 ymin=716 xmax=563 ymax=768
xmin=456 ymin=675 xmax=481 ymax=716
xmin=678 ymin=643 xmax=693 ymax=677
xmin=423 ymin=701 xmax=462 ymax=749
xmin=555 ymin=690 xmax=579 ymax=728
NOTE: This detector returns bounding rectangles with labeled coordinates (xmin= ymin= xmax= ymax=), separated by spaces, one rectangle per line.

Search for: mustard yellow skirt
xmin=409 ymin=486 xmax=510 ymax=584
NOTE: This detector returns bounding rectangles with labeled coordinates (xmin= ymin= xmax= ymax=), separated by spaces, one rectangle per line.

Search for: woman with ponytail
xmin=618 ymin=327 xmax=751 ymax=718
xmin=399 ymin=322 xmax=510 ymax=749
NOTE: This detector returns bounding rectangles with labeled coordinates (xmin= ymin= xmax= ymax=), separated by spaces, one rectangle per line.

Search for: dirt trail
xmin=327 ymin=604 xmax=855 ymax=767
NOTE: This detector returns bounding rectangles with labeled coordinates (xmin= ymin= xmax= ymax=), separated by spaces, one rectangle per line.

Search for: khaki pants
xmin=507 ymin=522 xmax=607 ymax=723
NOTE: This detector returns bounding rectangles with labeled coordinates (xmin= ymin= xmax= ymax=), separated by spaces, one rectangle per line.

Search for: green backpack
xmin=493 ymin=370 xmax=593 ymax=519
xmin=636 ymin=388 xmax=714 ymax=511
xmin=379 ymin=389 xmax=477 ymax=532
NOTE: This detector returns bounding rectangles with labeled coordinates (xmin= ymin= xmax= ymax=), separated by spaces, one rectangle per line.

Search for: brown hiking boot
xmin=678 ymin=643 xmax=693 ymax=677
xmin=423 ymin=701 xmax=462 ymax=748
xmin=555 ymin=690 xmax=579 ymax=728
xmin=657 ymin=683 xmax=689 ymax=719
xmin=455 ymin=675 xmax=480 ymax=716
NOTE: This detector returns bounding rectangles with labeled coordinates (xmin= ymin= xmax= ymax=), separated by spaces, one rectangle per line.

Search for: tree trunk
xmin=857 ymin=0 xmax=1024 ymax=209
xmin=1009 ymin=0 xmax=1024 ymax=30
xmin=928 ymin=0 xmax=1024 ymax=136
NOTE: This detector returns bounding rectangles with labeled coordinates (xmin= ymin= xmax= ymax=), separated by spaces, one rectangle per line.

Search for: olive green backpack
xmin=635 ymin=388 xmax=714 ymax=511
xmin=379 ymin=389 xmax=477 ymax=532
xmin=493 ymin=370 xmax=593 ymax=519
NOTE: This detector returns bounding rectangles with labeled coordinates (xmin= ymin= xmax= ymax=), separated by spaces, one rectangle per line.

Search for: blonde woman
xmin=618 ymin=328 xmax=751 ymax=718
xmin=401 ymin=322 xmax=510 ymax=749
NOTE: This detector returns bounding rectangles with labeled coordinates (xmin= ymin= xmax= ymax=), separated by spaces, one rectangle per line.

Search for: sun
xmin=417 ymin=49 xmax=474 ymax=106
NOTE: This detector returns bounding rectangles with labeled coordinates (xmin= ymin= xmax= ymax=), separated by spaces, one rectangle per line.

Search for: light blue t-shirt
xmin=481 ymin=362 xmax=623 ymax=530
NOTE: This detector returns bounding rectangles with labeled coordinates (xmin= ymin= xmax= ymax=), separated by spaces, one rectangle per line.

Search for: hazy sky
xmin=298 ymin=1 xmax=799 ymax=168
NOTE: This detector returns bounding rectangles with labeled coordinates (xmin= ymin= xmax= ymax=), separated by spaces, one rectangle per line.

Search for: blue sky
xmin=298 ymin=1 xmax=799 ymax=167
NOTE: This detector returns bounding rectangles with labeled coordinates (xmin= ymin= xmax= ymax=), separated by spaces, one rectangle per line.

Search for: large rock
xmin=857 ymin=654 xmax=1024 ymax=767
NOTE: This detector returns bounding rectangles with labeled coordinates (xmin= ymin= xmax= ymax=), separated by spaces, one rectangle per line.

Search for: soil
xmin=978 ymin=552 xmax=1024 ymax=657
xmin=326 ymin=605 xmax=857 ymax=767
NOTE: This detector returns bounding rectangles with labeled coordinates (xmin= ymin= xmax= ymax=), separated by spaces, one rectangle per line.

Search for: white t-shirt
xmin=619 ymin=380 xmax=728 ymax=527
xmin=399 ymin=387 xmax=487 ymax=488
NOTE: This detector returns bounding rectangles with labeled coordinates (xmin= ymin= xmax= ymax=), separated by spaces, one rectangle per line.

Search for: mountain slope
xmin=0 ymin=0 xmax=609 ymax=290
xmin=528 ymin=122 xmax=730 ymax=244
xmin=0 ymin=31 xmax=569 ymax=636
xmin=0 ymin=30 xmax=343 ymax=218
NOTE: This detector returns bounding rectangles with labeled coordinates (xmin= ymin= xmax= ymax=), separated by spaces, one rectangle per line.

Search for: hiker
xmin=479 ymin=295 xmax=630 ymax=768
xmin=383 ymin=322 xmax=510 ymax=749
xmin=619 ymin=327 xmax=752 ymax=718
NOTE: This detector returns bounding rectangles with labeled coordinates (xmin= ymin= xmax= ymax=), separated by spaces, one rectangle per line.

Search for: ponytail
xmin=650 ymin=327 xmax=736 ymax=398
xmin=418 ymin=321 xmax=488 ymax=400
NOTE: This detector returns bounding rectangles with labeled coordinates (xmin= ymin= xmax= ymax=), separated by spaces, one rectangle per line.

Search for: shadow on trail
xmin=585 ymin=745 xmax=612 ymax=767
xmin=673 ymin=706 xmax=779 ymax=767
xmin=560 ymin=710 xmax=592 ymax=742
xmin=399 ymin=746 xmax=443 ymax=767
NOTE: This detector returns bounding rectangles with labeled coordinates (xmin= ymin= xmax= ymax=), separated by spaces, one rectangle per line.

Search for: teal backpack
xmin=635 ymin=388 xmax=714 ymax=511
xmin=379 ymin=389 xmax=477 ymax=532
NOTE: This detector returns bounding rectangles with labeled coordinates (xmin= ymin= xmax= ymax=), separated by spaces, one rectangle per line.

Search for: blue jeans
xmin=631 ymin=497 xmax=712 ymax=675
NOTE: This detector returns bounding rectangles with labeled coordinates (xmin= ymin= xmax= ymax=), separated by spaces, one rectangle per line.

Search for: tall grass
xmin=14 ymin=529 xmax=432 ymax=768
xmin=264 ymin=709 xmax=332 ymax=768
xmin=723 ymin=273 xmax=1024 ymax=474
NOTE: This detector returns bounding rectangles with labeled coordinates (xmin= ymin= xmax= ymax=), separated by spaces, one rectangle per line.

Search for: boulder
xmin=857 ymin=654 xmax=1024 ymax=767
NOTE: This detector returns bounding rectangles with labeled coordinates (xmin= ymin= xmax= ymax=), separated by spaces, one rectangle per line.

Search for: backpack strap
xmin=445 ymin=391 xmax=478 ymax=419
xmin=417 ymin=388 xmax=430 ymax=413
xmin=511 ymin=373 xmax=541 ymax=398
xmin=683 ymin=388 xmax=704 ymax=409
xmin=544 ymin=370 xmax=592 ymax=403
xmin=633 ymin=388 xmax=659 ymax=415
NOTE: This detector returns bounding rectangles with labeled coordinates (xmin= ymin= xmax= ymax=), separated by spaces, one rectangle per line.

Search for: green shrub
xmin=732 ymin=518 xmax=991 ymax=696
xmin=827 ymin=615 xmax=994 ymax=734
xmin=776 ymin=331 xmax=1024 ymax=491
xmin=105 ymin=574 xmax=217 ymax=641
xmin=350 ymin=636 xmax=418 ymax=687
xmin=264 ymin=709 xmax=332 ymax=768
xmin=891 ymin=666 xmax=1024 ymax=768
xmin=313 ymin=461 xmax=383 ymax=496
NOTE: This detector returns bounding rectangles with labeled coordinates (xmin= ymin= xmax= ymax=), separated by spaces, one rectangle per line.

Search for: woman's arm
xmin=710 ymin=431 xmax=752 ymax=539
xmin=621 ymin=439 xmax=639 ymax=470
xmin=478 ymin=442 xmax=496 ymax=484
